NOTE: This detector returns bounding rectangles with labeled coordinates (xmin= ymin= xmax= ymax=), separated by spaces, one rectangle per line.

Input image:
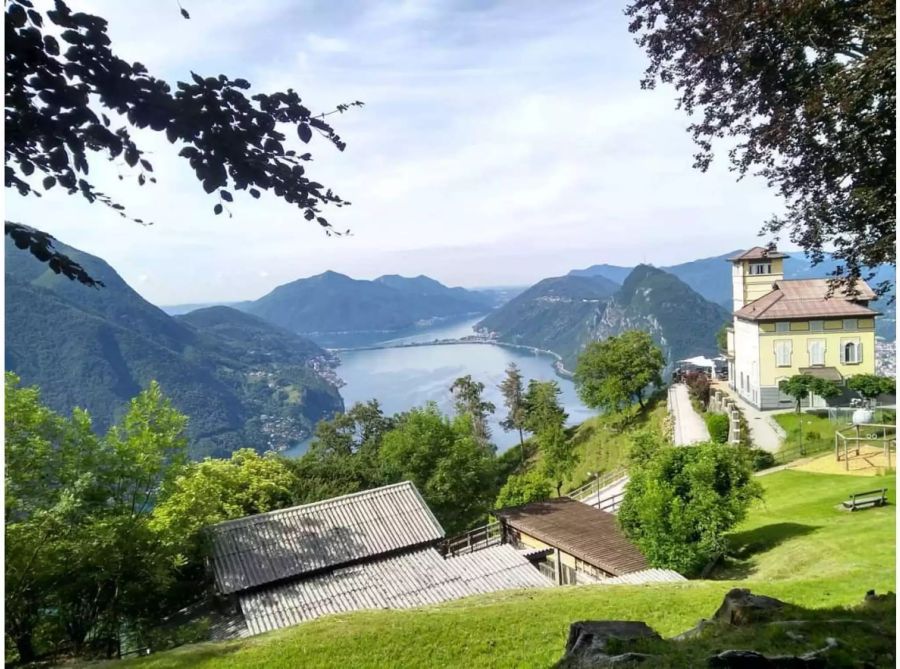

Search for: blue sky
xmin=7 ymin=0 xmax=785 ymax=305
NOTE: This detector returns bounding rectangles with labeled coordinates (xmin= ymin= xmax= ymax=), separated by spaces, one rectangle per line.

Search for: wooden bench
xmin=842 ymin=488 xmax=888 ymax=511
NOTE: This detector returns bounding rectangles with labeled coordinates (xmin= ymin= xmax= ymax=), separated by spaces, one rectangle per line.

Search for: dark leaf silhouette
xmin=220 ymin=190 xmax=233 ymax=202
xmin=298 ymin=124 xmax=312 ymax=143
xmin=214 ymin=203 xmax=223 ymax=215
xmin=180 ymin=7 xmax=190 ymax=19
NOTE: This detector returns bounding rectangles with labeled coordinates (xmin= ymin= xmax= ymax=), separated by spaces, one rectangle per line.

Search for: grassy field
xmin=562 ymin=396 xmax=667 ymax=491
xmin=112 ymin=469 xmax=895 ymax=669
xmin=774 ymin=412 xmax=844 ymax=456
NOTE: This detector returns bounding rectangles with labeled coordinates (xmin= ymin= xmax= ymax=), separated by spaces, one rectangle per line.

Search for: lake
xmin=283 ymin=317 xmax=593 ymax=456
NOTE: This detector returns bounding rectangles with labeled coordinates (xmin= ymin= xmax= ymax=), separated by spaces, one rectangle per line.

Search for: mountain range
xmin=5 ymin=238 xmax=344 ymax=459
xmin=477 ymin=265 xmax=731 ymax=369
xmin=241 ymin=271 xmax=496 ymax=347
xmin=570 ymin=251 xmax=895 ymax=340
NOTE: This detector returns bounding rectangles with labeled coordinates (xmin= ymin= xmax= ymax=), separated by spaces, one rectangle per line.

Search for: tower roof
xmin=727 ymin=247 xmax=789 ymax=262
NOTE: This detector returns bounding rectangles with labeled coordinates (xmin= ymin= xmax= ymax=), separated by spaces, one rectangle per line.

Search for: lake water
xmin=283 ymin=317 xmax=594 ymax=456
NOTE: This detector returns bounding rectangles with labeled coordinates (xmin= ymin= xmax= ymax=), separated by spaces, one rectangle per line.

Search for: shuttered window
xmin=807 ymin=339 xmax=825 ymax=366
xmin=774 ymin=340 xmax=792 ymax=367
xmin=841 ymin=339 xmax=862 ymax=364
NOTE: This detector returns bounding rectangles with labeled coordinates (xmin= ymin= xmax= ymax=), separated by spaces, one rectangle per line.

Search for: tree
xmin=523 ymin=380 xmax=568 ymax=436
xmin=625 ymin=0 xmax=895 ymax=296
xmin=378 ymin=403 xmax=497 ymax=534
xmin=575 ymin=331 xmax=665 ymax=413
xmin=5 ymin=0 xmax=362 ymax=283
xmin=778 ymin=374 xmax=841 ymax=413
xmin=498 ymin=363 xmax=527 ymax=458
xmin=450 ymin=375 xmax=496 ymax=448
xmin=5 ymin=374 xmax=190 ymax=661
xmin=494 ymin=470 xmax=552 ymax=509
xmin=847 ymin=374 xmax=896 ymax=406
xmin=618 ymin=440 xmax=762 ymax=575
xmin=715 ymin=324 xmax=729 ymax=352
xmin=538 ymin=423 xmax=577 ymax=497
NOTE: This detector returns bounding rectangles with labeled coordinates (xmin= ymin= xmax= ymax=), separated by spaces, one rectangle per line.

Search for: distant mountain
xmin=5 ymin=238 xmax=343 ymax=459
xmin=243 ymin=271 xmax=494 ymax=346
xmin=161 ymin=301 xmax=248 ymax=316
xmin=570 ymin=251 xmax=895 ymax=340
xmin=478 ymin=266 xmax=730 ymax=369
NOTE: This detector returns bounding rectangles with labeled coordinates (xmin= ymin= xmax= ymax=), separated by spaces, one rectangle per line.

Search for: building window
xmin=750 ymin=262 xmax=772 ymax=275
xmin=843 ymin=319 xmax=858 ymax=330
xmin=807 ymin=339 xmax=825 ymax=366
xmin=842 ymin=339 xmax=862 ymax=364
xmin=774 ymin=340 xmax=792 ymax=367
xmin=810 ymin=320 xmax=824 ymax=332
xmin=775 ymin=322 xmax=789 ymax=332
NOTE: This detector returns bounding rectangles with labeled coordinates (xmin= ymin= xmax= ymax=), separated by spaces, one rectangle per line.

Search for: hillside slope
xmin=478 ymin=266 xmax=729 ymax=368
xmin=114 ymin=470 xmax=895 ymax=668
xmin=244 ymin=271 xmax=493 ymax=346
xmin=5 ymin=239 xmax=343 ymax=459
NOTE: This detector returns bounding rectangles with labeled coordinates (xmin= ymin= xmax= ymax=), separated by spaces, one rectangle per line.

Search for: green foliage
xmin=618 ymin=440 xmax=762 ymax=575
xmin=379 ymin=404 xmax=497 ymax=534
xmin=538 ymin=423 xmax=578 ymax=497
xmin=494 ymin=470 xmax=553 ymax=509
xmin=575 ymin=330 xmax=665 ymax=412
xmin=522 ymin=379 xmax=567 ymax=435
xmin=449 ymin=375 xmax=495 ymax=448
xmin=704 ymin=413 xmax=730 ymax=444
xmin=747 ymin=448 xmax=777 ymax=472
xmin=626 ymin=0 xmax=895 ymax=295
xmin=683 ymin=370 xmax=711 ymax=409
xmin=498 ymin=362 xmax=527 ymax=456
xmin=5 ymin=373 xmax=190 ymax=662
xmin=778 ymin=375 xmax=841 ymax=413
xmin=847 ymin=374 xmax=896 ymax=403
xmin=715 ymin=323 xmax=729 ymax=351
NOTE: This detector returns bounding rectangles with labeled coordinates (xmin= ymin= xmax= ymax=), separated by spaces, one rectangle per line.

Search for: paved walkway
xmin=579 ymin=475 xmax=629 ymax=511
xmin=713 ymin=383 xmax=785 ymax=453
xmin=669 ymin=384 xmax=710 ymax=446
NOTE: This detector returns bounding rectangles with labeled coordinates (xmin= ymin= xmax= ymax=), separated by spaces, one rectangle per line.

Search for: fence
xmin=443 ymin=520 xmax=502 ymax=557
xmin=567 ymin=467 xmax=628 ymax=504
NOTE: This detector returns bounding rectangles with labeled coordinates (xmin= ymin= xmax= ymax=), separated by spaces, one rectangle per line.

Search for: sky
xmin=6 ymin=0 xmax=788 ymax=306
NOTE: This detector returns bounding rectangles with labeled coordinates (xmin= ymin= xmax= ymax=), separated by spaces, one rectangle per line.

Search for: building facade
xmin=725 ymin=247 xmax=878 ymax=410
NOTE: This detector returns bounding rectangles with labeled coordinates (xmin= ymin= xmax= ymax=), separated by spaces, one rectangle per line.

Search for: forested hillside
xmin=478 ymin=266 xmax=729 ymax=368
xmin=5 ymin=239 xmax=343 ymax=458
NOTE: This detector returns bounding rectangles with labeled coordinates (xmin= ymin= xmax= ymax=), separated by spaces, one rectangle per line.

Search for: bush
xmin=705 ymin=413 xmax=730 ymax=444
xmin=683 ymin=371 xmax=711 ymax=409
xmin=748 ymin=448 xmax=777 ymax=471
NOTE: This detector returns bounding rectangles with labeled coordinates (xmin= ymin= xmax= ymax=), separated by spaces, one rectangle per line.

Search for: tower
xmin=729 ymin=247 xmax=787 ymax=311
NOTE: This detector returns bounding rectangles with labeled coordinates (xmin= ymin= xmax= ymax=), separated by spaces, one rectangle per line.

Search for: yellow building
xmin=725 ymin=247 xmax=878 ymax=410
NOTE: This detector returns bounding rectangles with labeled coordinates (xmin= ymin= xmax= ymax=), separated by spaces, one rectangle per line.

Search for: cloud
xmin=7 ymin=0 xmax=788 ymax=305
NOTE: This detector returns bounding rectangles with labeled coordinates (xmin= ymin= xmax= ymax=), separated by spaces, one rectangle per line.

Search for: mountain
xmin=161 ymin=301 xmax=249 ymax=316
xmin=243 ymin=271 xmax=494 ymax=346
xmin=477 ymin=266 xmax=730 ymax=369
xmin=5 ymin=238 xmax=343 ymax=459
xmin=570 ymin=251 xmax=895 ymax=340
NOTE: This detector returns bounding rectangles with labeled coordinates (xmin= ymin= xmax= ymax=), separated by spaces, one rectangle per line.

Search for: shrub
xmin=683 ymin=371 xmax=711 ymax=409
xmin=748 ymin=448 xmax=777 ymax=471
xmin=705 ymin=413 xmax=730 ymax=444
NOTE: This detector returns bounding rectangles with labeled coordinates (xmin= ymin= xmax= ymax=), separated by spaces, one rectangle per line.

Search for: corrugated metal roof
xmin=735 ymin=279 xmax=879 ymax=321
xmin=493 ymin=497 xmax=649 ymax=576
xmin=210 ymin=481 xmax=445 ymax=594
xmin=599 ymin=568 xmax=687 ymax=585
xmin=238 ymin=545 xmax=552 ymax=635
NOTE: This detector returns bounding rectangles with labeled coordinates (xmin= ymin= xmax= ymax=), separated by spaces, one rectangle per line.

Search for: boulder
xmin=713 ymin=588 xmax=786 ymax=626
xmin=707 ymin=649 xmax=826 ymax=668
xmin=557 ymin=621 xmax=661 ymax=668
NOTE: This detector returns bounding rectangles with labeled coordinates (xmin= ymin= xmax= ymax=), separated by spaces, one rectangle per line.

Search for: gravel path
xmin=669 ymin=383 xmax=711 ymax=446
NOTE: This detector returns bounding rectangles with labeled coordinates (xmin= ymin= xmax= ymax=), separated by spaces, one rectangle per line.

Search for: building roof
xmin=799 ymin=366 xmax=844 ymax=382
xmin=493 ymin=498 xmax=649 ymax=576
xmin=209 ymin=481 xmax=445 ymax=595
xmin=728 ymin=246 xmax=789 ymax=262
xmin=237 ymin=545 xmax=552 ymax=635
xmin=734 ymin=279 xmax=879 ymax=321
xmin=599 ymin=568 xmax=687 ymax=585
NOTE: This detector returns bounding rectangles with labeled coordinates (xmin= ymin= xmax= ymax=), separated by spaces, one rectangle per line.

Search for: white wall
xmin=733 ymin=318 xmax=760 ymax=407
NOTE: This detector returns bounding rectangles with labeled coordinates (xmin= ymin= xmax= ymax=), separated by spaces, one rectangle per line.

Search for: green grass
xmin=562 ymin=396 xmax=667 ymax=491
xmin=774 ymin=412 xmax=843 ymax=457
xmin=112 ymin=469 xmax=895 ymax=669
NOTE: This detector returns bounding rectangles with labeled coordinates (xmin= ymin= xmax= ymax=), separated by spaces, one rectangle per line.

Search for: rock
xmin=863 ymin=590 xmax=895 ymax=604
xmin=558 ymin=621 xmax=661 ymax=668
xmin=707 ymin=649 xmax=825 ymax=668
xmin=712 ymin=588 xmax=786 ymax=626
xmin=672 ymin=618 xmax=715 ymax=640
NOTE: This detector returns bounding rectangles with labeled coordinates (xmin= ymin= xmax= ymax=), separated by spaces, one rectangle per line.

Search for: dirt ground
xmin=791 ymin=444 xmax=895 ymax=476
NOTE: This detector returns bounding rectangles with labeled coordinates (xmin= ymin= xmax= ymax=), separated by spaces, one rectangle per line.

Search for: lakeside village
xmin=10 ymin=243 xmax=894 ymax=667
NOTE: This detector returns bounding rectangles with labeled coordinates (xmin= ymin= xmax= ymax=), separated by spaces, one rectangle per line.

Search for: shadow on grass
xmin=709 ymin=522 xmax=821 ymax=580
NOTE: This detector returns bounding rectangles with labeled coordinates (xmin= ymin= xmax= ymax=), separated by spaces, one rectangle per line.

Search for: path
xmin=579 ymin=475 xmax=629 ymax=511
xmin=713 ymin=383 xmax=785 ymax=453
xmin=668 ymin=383 xmax=710 ymax=446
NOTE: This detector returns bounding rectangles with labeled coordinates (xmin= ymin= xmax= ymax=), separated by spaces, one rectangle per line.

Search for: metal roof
xmin=237 ymin=545 xmax=552 ymax=635
xmin=734 ymin=279 xmax=879 ymax=321
xmin=493 ymin=497 xmax=649 ymax=576
xmin=210 ymin=481 xmax=445 ymax=594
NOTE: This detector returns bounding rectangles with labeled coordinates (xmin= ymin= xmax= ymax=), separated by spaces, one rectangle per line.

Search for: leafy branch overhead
xmin=5 ymin=0 xmax=363 ymax=281
xmin=625 ymin=0 xmax=895 ymax=296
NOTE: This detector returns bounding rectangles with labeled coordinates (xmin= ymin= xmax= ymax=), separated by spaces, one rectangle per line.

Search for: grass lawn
xmin=774 ymin=412 xmax=844 ymax=457
xmin=113 ymin=469 xmax=895 ymax=669
xmin=562 ymin=396 xmax=667 ymax=491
